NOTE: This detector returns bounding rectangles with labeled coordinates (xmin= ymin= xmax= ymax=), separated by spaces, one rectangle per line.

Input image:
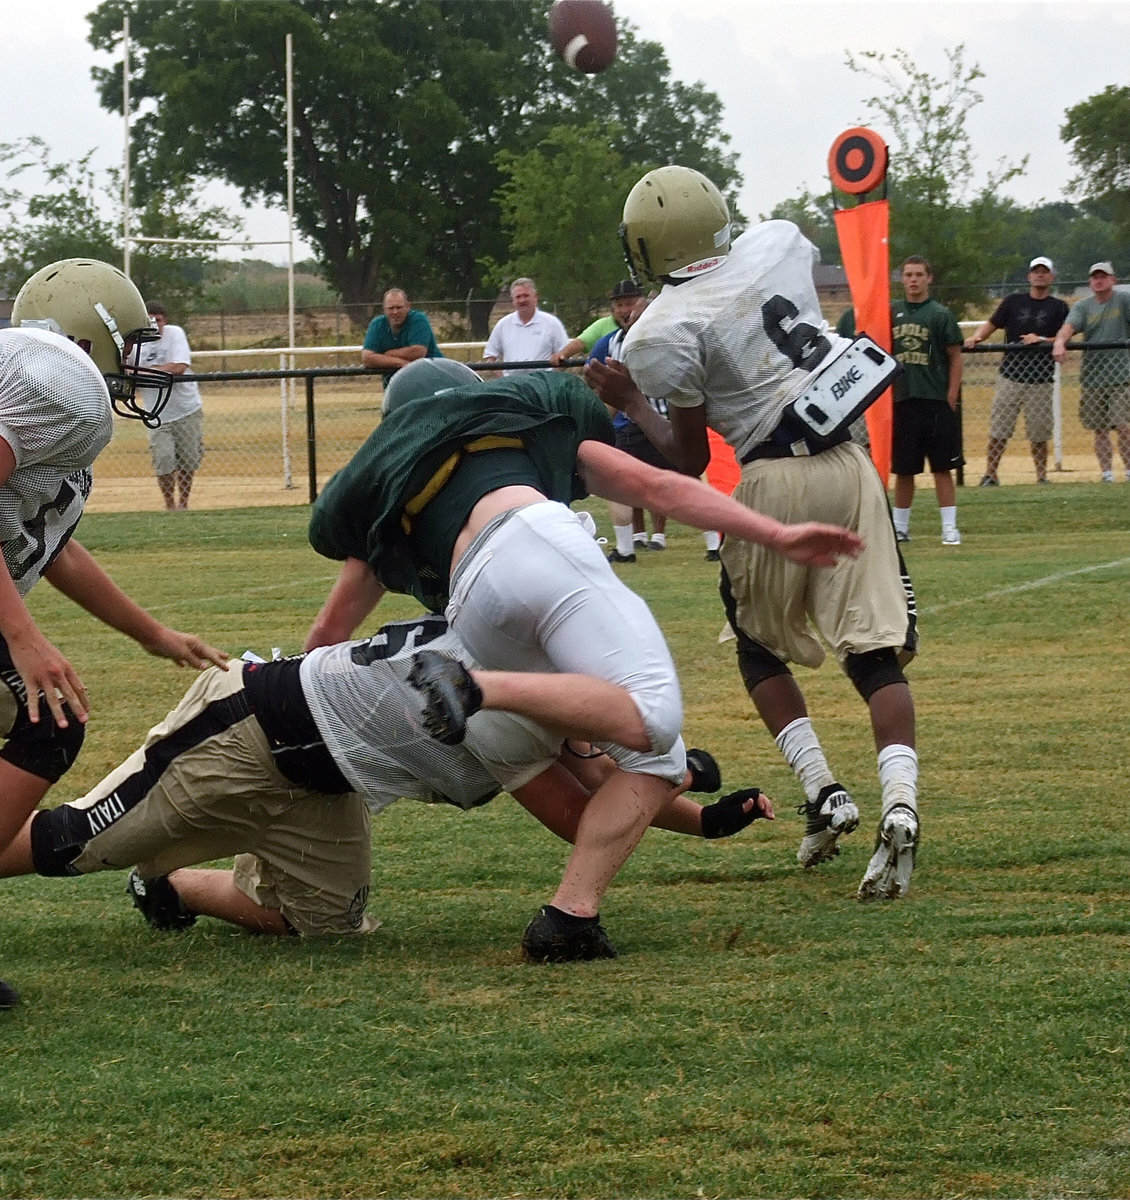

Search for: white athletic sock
xmin=877 ymin=743 xmax=918 ymax=817
xmin=775 ymin=716 xmax=835 ymax=802
xmin=703 ymin=530 xmax=721 ymax=551
xmin=893 ymin=507 xmax=911 ymax=536
xmin=633 ymin=532 xmax=649 ymax=547
xmin=940 ymin=505 xmax=957 ymax=531
xmin=614 ymin=525 xmax=636 ymax=556
xmin=649 ymin=531 xmax=667 ymax=548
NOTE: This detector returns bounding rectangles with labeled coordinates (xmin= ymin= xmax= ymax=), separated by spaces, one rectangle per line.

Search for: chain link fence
xmin=82 ymin=331 xmax=1130 ymax=515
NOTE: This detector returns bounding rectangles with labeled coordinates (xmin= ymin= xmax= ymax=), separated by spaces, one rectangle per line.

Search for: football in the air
xmin=548 ymin=0 xmax=618 ymax=74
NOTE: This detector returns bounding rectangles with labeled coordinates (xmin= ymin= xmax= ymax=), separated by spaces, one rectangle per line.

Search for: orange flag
xmin=834 ymin=200 xmax=893 ymax=483
xmin=828 ymin=127 xmax=893 ymax=483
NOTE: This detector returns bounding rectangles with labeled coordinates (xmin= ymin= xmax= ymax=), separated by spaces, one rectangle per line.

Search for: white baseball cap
xmin=1089 ymin=261 xmax=1116 ymax=276
xmin=1028 ymin=256 xmax=1054 ymax=271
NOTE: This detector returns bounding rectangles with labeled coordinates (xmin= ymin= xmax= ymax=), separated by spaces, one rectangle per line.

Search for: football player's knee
xmin=736 ymin=634 xmax=792 ymax=694
xmin=844 ymin=648 xmax=907 ymax=701
xmin=0 ymin=710 xmax=85 ymax=784
xmin=29 ymin=806 xmax=88 ymax=877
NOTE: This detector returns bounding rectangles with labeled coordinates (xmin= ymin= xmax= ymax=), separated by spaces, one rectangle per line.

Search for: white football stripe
xmin=563 ymin=34 xmax=590 ymax=69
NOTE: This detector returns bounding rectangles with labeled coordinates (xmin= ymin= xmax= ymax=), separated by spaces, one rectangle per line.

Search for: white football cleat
xmin=941 ymin=527 xmax=961 ymax=546
xmin=797 ymin=782 xmax=859 ymax=867
xmin=857 ymin=804 xmax=919 ymax=901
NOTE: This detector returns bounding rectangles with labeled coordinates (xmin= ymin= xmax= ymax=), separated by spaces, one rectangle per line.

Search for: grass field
xmin=2 ymin=486 xmax=1129 ymax=1198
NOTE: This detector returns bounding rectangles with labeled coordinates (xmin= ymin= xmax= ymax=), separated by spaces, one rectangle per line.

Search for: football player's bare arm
xmin=44 ymin=541 xmax=228 ymax=671
xmin=305 ymin=556 xmax=388 ymax=651
xmin=540 ymin=750 xmax=774 ymax=838
xmin=575 ymin=440 xmax=864 ymax=567
xmin=0 ymin=437 xmax=87 ymax=727
xmin=473 ymin=671 xmax=651 ymax=751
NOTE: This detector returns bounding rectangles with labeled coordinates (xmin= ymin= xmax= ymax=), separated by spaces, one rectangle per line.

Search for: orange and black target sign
xmin=828 ymin=127 xmax=888 ymax=195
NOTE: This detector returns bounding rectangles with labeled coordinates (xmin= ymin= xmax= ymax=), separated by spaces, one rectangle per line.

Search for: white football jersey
xmin=621 ymin=221 xmax=849 ymax=460
xmin=301 ymin=624 xmax=560 ymax=813
xmin=0 ymin=328 xmax=113 ymax=595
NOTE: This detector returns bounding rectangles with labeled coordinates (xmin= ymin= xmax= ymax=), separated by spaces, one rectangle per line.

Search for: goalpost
xmin=120 ymin=18 xmax=299 ymax=489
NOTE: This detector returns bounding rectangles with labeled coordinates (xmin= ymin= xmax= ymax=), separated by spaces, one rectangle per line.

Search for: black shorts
xmin=891 ymin=397 xmax=964 ymax=476
xmin=614 ymin=424 xmax=679 ymax=472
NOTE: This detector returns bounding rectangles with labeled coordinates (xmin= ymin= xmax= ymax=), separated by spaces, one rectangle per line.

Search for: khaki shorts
xmin=54 ymin=665 xmax=377 ymax=937
xmin=147 ymin=409 xmax=204 ymax=476
xmin=720 ymin=442 xmax=915 ymax=669
xmin=989 ymin=376 xmax=1054 ymax=442
xmin=1079 ymin=384 xmax=1130 ymax=431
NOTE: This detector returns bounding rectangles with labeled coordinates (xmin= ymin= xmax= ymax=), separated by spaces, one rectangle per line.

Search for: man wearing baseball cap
xmin=965 ymin=257 xmax=1069 ymax=485
xmin=1052 ymin=261 xmax=1130 ymax=482
xmin=550 ymin=279 xmax=644 ymax=366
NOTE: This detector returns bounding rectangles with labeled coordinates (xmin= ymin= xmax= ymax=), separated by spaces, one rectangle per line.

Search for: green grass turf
xmin=1 ymin=483 xmax=1128 ymax=1198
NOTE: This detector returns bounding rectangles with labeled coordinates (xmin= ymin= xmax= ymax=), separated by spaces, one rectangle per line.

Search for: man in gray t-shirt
xmin=1053 ymin=262 xmax=1130 ymax=481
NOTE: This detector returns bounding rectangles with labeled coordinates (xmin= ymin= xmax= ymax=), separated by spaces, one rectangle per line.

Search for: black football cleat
xmin=521 ymin=905 xmax=618 ymax=963
xmin=127 ymin=869 xmax=197 ymax=931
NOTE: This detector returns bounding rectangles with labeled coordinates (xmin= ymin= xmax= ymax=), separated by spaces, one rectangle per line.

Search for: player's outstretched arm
xmin=305 ymin=555 xmax=387 ymax=651
xmin=44 ymin=540 xmax=229 ymax=670
xmin=576 ymin=440 xmax=863 ymax=566
xmin=513 ymin=761 xmax=774 ymax=842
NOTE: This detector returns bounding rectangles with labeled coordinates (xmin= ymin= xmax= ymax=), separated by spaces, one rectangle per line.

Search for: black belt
xmin=740 ymin=419 xmax=850 ymax=465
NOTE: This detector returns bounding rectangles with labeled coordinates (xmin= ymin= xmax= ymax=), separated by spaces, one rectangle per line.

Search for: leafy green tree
xmin=1061 ymin=85 xmax=1130 ymax=245
xmin=0 ymin=137 xmax=238 ymax=310
xmin=87 ymin=0 xmax=738 ymax=321
xmin=846 ymin=45 xmax=1026 ymax=314
xmin=486 ymin=125 xmax=642 ymax=331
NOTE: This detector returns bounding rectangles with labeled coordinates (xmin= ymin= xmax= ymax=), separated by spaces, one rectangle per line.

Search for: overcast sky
xmin=3 ymin=0 xmax=1127 ymax=265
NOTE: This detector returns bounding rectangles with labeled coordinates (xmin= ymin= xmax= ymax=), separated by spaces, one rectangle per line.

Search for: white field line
xmin=145 ymin=573 xmax=338 ymax=615
xmin=921 ymin=556 xmax=1130 ymax=616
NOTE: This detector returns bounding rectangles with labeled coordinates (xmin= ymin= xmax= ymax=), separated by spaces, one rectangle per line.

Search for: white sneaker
xmin=941 ymin=527 xmax=961 ymax=545
xmin=857 ymin=805 xmax=919 ymax=901
xmin=797 ymin=783 xmax=860 ymax=867
xmin=1101 ymin=470 xmax=1115 ymax=483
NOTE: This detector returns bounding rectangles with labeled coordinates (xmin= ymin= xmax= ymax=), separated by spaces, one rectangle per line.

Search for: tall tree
xmin=847 ymin=45 xmax=1026 ymax=314
xmin=486 ymin=125 xmax=643 ymax=331
xmin=1061 ymin=85 xmax=1130 ymax=245
xmin=87 ymin=1 xmax=738 ymax=319
xmin=0 ymin=137 xmax=236 ymax=308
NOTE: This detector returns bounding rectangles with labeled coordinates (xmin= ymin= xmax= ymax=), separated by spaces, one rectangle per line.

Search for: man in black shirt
xmin=964 ymin=257 xmax=1069 ymax=485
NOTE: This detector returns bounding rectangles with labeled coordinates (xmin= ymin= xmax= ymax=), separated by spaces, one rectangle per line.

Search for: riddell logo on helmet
xmin=683 ymin=256 xmax=726 ymax=274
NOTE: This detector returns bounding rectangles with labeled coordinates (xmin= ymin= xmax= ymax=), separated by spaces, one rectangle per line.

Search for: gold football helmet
xmin=11 ymin=258 xmax=171 ymax=425
xmin=619 ymin=165 xmax=731 ymax=283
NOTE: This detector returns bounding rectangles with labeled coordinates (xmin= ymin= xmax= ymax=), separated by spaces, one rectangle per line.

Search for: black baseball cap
xmin=609 ymin=279 xmax=644 ymax=299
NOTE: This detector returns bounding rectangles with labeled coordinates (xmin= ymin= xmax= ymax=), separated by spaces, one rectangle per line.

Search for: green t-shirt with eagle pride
xmin=891 ymin=297 xmax=962 ymax=403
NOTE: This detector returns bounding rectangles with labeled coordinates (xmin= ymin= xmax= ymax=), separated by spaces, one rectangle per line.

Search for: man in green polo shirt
xmin=362 ymin=287 xmax=442 ymax=384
